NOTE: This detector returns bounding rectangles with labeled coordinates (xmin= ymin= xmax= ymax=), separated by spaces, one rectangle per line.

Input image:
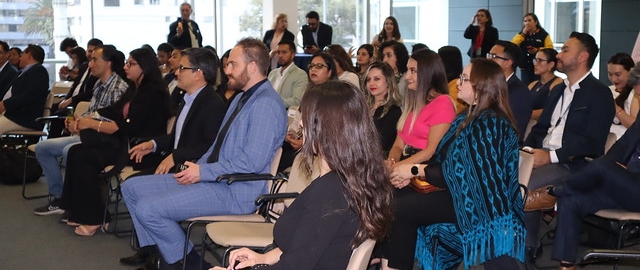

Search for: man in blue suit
xmin=121 ymin=38 xmax=287 ymax=270
xmin=0 ymin=41 xmax=18 ymax=98
xmin=0 ymin=44 xmax=49 ymax=135
xmin=521 ymin=31 xmax=615 ymax=262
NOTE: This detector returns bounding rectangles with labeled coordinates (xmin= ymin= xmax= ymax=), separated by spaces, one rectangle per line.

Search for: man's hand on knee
xmin=173 ymin=161 xmax=201 ymax=185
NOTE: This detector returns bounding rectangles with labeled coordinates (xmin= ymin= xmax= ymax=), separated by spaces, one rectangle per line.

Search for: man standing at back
xmin=521 ymin=31 xmax=615 ymax=262
xmin=168 ymin=3 xmax=203 ymax=48
xmin=268 ymin=39 xmax=308 ymax=108
xmin=0 ymin=44 xmax=49 ymax=135
xmin=0 ymin=41 xmax=18 ymax=98
xmin=121 ymin=38 xmax=287 ymax=270
xmin=300 ymin=11 xmax=333 ymax=54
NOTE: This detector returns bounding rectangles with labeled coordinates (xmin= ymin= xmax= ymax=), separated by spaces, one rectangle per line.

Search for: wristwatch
xmin=411 ymin=165 xmax=419 ymax=176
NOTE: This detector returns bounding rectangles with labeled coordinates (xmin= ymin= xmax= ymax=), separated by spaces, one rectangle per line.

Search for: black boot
xmin=121 ymin=245 xmax=158 ymax=266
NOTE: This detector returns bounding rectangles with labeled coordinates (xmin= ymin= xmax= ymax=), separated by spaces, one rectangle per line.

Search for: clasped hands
xmin=386 ymin=159 xmax=414 ymax=189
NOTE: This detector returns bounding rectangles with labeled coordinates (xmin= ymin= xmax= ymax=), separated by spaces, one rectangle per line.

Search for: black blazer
xmin=154 ymin=86 xmax=227 ymax=166
xmin=524 ymin=74 xmax=615 ymax=167
xmin=3 ymin=64 xmax=49 ymax=130
xmin=0 ymin=62 xmax=18 ymax=98
xmin=463 ymin=24 xmax=499 ymax=58
xmin=300 ymin=22 xmax=333 ymax=49
xmin=507 ymin=75 xmax=533 ymax=142
xmin=606 ymin=110 xmax=640 ymax=164
xmin=168 ymin=18 xmax=203 ymax=48
xmin=263 ymin=29 xmax=295 ymax=50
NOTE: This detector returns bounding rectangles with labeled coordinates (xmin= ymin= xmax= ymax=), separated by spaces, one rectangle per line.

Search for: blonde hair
xmin=272 ymin=13 xmax=288 ymax=30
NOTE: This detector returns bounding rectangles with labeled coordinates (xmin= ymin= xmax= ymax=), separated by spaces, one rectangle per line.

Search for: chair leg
xmin=22 ymin=146 xmax=47 ymax=200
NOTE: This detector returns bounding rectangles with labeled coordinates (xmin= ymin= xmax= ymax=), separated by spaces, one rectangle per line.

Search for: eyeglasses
xmin=178 ymin=65 xmax=200 ymax=72
xmin=125 ymin=61 xmax=138 ymax=67
xmin=308 ymin=63 xmax=328 ymax=70
xmin=486 ymin=53 xmax=509 ymax=61
xmin=532 ymin=58 xmax=550 ymax=64
xmin=459 ymin=74 xmax=471 ymax=86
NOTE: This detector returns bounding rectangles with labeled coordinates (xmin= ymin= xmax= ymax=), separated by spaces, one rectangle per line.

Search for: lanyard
xmin=554 ymin=90 xmax=572 ymax=128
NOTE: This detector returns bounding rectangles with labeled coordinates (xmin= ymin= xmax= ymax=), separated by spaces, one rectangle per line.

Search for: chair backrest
xmin=283 ymin=154 xmax=319 ymax=207
xmin=518 ymin=150 xmax=534 ymax=199
xmin=346 ymin=239 xmax=376 ymax=270
xmin=51 ymin=81 xmax=73 ymax=95
xmin=74 ymin=101 xmax=90 ymax=118
xmin=42 ymin=92 xmax=54 ymax=117
xmin=523 ymin=119 xmax=537 ymax=141
xmin=166 ymin=116 xmax=177 ymax=134
xmin=605 ymin=132 xmax=616 ymax=154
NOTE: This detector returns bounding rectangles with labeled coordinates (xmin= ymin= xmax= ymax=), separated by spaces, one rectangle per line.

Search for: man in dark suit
xmin=0 ymin=44 xmax=49 ymax=135
xmin=488 ymin=40 xmax=533 ymax=142
xmin=300 ymin=11 xmax=333 ymax=54
xmin=521 ymin=31 xmax=615 ymax=261
xmin=0 ymin=41 xmax=18 ymax=98
xmin=167 ymin=3 xmax=202 ymax=48
xmin=524 ymin=110 xmax=640 ymax=270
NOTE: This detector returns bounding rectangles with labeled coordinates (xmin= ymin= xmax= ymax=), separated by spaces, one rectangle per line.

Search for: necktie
xmin=206 ymin=94 xmax=249 ymax=163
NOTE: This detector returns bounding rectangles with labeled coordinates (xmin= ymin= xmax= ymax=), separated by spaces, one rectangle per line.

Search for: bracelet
xmin=97 ymin=120 xmax=103 ymax=133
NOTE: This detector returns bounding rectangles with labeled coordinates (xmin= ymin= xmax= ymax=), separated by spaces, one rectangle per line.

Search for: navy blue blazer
xmin=507 ymin=74 xmax=533 ymax=142
xmin=154 ymin=85 xmax=227 ymax=166
xmin=606 ymin=110 xmax=640 ymax=164
xmin=524 ymin=73 xmax=615 ymax=167
xmin=4 ymin=63 xmax=49 ymax=130
xmin=300 ymin=22 xmax=333 ymax=49
xmin=0 ymin=62 xmax=18 ymax=98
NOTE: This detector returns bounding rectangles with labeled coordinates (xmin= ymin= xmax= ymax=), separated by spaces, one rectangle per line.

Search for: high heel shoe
xmin=74 ymin=223 xmax=109 ymax=236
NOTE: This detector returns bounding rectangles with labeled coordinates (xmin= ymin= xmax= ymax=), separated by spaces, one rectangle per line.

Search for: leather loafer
xmin=524 ymin=185 xmax=556 ymax=211
xmin=120 ymin=251 xmax=149 ymax=266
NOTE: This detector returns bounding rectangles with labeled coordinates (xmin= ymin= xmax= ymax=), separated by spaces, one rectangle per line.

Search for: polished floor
xmin=2 ymin=178 xmax=640 ymax=270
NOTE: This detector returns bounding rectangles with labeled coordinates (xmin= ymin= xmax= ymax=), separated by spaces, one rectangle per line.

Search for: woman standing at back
xmin=263 ymin=13 xmax=295 ymax=71
xmin=464 ymin=9 xmax=499 ymax=59
xmin=511 ymin=13 xmax=554 ymax=84
xmin=372 ymin=16 xmax=403 ymax=47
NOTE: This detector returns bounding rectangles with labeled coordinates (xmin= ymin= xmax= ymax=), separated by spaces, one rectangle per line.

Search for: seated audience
xmin=7 ymin=47 xmax=21 ymax=69
xmin=307 ymin=52 xmax=337 ymax=85
xmin=363 ymin=61 xmax=402 ymax=155
xmin=119 ymin=38 xmax=287 ymax=269
xmin=607 ymin=53 xmax=638 ymax=139
xmin=528 ymin=48 xmax=564 ymax=120
xmin=212 ymin=80 xmax=393 ymax=270
xmin=381 ymin=58 xmax=525 ymax=270
xmin=387 ymin=49 xmax=455 ymax=173
xmin=33 ymin=45 xmax=128 ymax=217
xmin=0 ymin=44 xmax=49 ymax=135
xmin=0 ymin=41 xmax=18 ymax=98
xmin=411 ymin=43 xmax=429 ymax=54
xmin=119 ymin=48 xmax=227 ymax=268
xmin=58 ymin=37 xmax=79 ymax=81
xmin=323 ymin=44 xmax=360 ymax=89
xmin=524 ymin=109 xmax=640 ymax=270
xmin=437 ymin=45 xmax=467 ymax=113
xmin=378 ymin=40 xmax=409 ymax=98
xmin=356 ymin=44 xmax=374 ymax=79
xmin=61 ymin=47 xmax=171 ymax=236
xmin=157 ymin=42 xmax=174 ymax=76
xmin=217 ymin=49 xmax=240 ymax=104
xmin=267 ymin=40 xmax=308 ymax=108
xmin=164 ymin=45 xmax=187 ymax=111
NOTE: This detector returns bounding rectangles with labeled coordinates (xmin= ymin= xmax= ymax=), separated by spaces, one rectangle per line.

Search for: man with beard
xmin=520 ymin=31 xmax=615 ymax=264
xmin=120 ymin=38 xmax=287 ymax=270
xmin=267 ymin=39 xmax=308 ymax=108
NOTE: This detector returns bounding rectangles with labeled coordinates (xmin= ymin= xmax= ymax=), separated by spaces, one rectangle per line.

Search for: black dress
xmin=62 ymin=82 xmax=171 ymax=225
xmin=373 ymin=105 xmax=402 ymax=154
xmin=262 ymin=171 xmax=359 ymax=270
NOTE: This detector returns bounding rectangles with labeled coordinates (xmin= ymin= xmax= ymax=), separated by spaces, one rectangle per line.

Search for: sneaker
xmin=34 ymin=198 xmax=65 ymax=216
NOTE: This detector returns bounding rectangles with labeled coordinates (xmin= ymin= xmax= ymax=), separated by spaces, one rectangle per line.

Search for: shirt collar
xmin=505 ymin=72 xmax=515 ymax=82
xmin=563 ymin=71 xmax=591 ymax=93
xmin=184 ymin=85 xmax=204 ymax=104
xmin=279 ymin=62 xmax=294 ymax=76
xmin=242 ymin=78 xmax=268 ymax=101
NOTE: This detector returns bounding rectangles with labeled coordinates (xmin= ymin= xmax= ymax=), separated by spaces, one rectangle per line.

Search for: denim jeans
xmin=34 ymin=136 xmax=81 ymax=198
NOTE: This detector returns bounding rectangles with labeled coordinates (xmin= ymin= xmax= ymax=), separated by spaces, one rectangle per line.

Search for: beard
xmin=227 ymin=68 xmax=250 ymax=90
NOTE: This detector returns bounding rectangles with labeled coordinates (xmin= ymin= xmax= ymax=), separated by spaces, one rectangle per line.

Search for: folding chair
xmin=346 ymin=239 xmax=377 ymax=270
xmin=201 ymin=154 xmax=317 ymax=267
xmin=581 ymin=210 xmax=640 ymax=269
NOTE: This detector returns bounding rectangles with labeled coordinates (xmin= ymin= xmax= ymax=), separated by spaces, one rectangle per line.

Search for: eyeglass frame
xmin=459 ymin=74 xmax=471 ymax=86
xmin=308 ymin=63 xmax=328 ymax=70
xmin=532 ymin=58 xmax=551 ymax=64
xmin=178 ymin=64 xmax=200 ymax=72
xmin=125 ymin=61 xmax=138 ymax=67
xmin=486 ymin=53 xmax=510 ymax=61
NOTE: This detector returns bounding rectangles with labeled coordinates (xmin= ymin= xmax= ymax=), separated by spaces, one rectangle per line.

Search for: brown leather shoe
xmin=524 ymin=185 xmax=556 ymax=211
xmin=560 ymin=266 xmax=576 ymax=270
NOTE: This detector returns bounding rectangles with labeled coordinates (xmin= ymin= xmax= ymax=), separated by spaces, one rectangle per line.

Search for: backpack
xmin=0 ymin=142 xmax=42 ymax=185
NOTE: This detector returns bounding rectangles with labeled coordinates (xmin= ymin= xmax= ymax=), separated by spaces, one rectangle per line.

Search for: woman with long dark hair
xmin=607 ymin=53 xmax=638 ymax=139
xmin=382 ymin=59 xmax=525 ymax=270
xmin=307 ymin=52 xmax=338 ymax=85
xmin=61 ymin=47 xmax=171 ymax=236
xmin=464 ymin=9 xmax=499 ymax=59
xmin=372 ymin=16 xmax=403 ymax=47
xmin=323 ymin=44 xmax=360 ymax=88
xmin=378 ymin=40 xmax=409 ymax=97
xmin=511 ymin=13 xmax=554 ymax=84
xmin=214 ymin=81 xmax=393 ymax=270
xmin=356 ymin=44 xmax=374 ymax=77
xmin=438 ymin=45 xmax=467 ymax=113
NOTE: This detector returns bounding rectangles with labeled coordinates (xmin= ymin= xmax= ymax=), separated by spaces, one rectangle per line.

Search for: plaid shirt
xmin=84 ymin=73 xmax=129 ymax=116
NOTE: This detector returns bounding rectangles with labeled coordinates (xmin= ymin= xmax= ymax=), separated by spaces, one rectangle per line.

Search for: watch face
xmin=411 ymin=165 xmax=419 ymax=176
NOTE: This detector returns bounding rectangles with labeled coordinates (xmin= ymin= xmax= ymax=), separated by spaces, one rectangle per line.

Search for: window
xmin=104 ymin=0 xmax=120 ymax=7
xmin=135 ymin=0 xmax=144 ymax=5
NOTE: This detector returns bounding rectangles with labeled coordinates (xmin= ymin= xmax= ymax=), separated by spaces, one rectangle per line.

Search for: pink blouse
xmin=398 ymin=95 xmax=455 ymax=149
